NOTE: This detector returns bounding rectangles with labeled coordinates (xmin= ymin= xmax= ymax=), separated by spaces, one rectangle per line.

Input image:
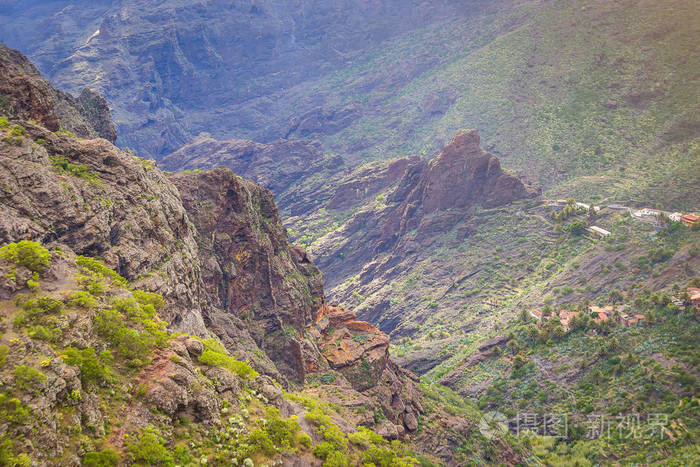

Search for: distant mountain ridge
xmin=0 ymin=0 xmax=487 ymax=157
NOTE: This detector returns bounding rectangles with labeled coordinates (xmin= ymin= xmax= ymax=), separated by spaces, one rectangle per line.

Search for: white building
xmin=587 ymin=226 xmax=611 ymax=238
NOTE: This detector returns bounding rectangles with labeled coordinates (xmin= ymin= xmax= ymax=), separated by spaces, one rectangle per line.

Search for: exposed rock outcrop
xmin=315 ymin=304 xmax=390 ymax=391
xmin=0 ymin=44 xmax=434 ymax=446
xmin=171 ymin=168 xmax=326 ymax=384
xmin=0 ymin=121 xmax=208 ymax=335
xmin=314 ymin=130 xmax=540 ymax=290
xmin=307 ymin=304 xmax=425 ymax=437
xmin=0 ymin=43 xmax=116 ymax=142
xmin=0 ymin=0 xmax=473 ymax=158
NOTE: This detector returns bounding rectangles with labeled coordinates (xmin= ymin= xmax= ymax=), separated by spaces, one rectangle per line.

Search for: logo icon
xmin=478 ymin=410 xmax=508 ymax=439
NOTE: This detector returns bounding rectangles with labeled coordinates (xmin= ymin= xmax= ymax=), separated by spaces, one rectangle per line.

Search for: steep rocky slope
xmin=162 ymin=133 xmax=343 ymax=199
xmin=0 ymin=44 xmax=530 ymax=465
xmin=306 ymin=130 xmax=539 ymax=316
xmin=0 ymin=40 xmax=413 ymax=428
xmin=0 ymin=243 xmax=435 ymax=465
xmin=3 ymin=1 xmax=697 ymax=211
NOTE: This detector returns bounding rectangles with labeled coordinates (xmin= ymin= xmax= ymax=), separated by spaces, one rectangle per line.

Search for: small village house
xmin=587 ymin=226 xmax=611 ymax=238
xmin=681 ymin=214 xmax=699 ymax=227
xmin=589 ymin=305 xmax=613 ymax=323
xmin=558 ymin=310 xmax=578 ymax=331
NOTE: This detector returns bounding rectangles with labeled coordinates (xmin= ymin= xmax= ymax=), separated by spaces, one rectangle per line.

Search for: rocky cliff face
xmin=169 ymin=169 xmax=426 ymax=436
xmin=0 ymin=122 xmax=208 ymax=335
xmin=378 ymin=130 xmax=540 ymax=252
xmin=313 ymin=130 xmax=540 ymax=298
xmin=170 ymin=168 xmax=326 ymax=384
xmin=162 ymin=133 xmax=343 ymax=198
xmin=0 ymin=43 xmax=443 ymax=447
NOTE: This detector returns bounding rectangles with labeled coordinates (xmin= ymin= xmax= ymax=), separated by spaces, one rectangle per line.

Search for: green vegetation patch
xmin=76 ymin=256 xmax=127 ymax=286
xmin=50 ymin=156 xmax=100 ymax=183
xmin=0 ymin=240 xmax=51 ymax=273
xmin=95 ymin=295 xmax=169 ymax=368
xmin=198 ymin=338 xmax=258 ymax=380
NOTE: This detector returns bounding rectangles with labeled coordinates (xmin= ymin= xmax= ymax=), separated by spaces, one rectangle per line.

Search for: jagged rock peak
xmin=420 ymin=128 xmax=538 ymax=213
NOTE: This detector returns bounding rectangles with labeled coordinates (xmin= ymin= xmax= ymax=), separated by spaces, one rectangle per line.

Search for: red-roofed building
xmin=530 ymin=309 xmax=542 ymax=321
xmin=621 ymin=313 xmax=645 ymax=327
xmin=589 ymin=305 xmax=613 ymax=324
xmin=558 ymin=310 xmax=578 ymax=331
xmin=681 ymin=214 xmax=699 ymax=227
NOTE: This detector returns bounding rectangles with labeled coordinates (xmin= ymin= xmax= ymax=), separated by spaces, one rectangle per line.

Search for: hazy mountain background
xmin=1 ymin=1 xmax=698 ymax=464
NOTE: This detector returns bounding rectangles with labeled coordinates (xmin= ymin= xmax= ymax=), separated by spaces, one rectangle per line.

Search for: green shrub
xmin=567 ymin=221 xmax=586 ymax=235
xmin=319 ymin=373 xmax=335 ymax=384
xmin=0 ymin=438 xmax=30 ymax=467
xmin=0 ymin=345 xmax=9 ymax=367
xmin=50 ymin=156 xmax=100 ymax=183
xmin=12 ymin=365 xmax=46 ymax=393
xmin=198 ymin=339 xmax=258 ymax=380
xmin=172 ymin=444 xmax=191 ymax=465
xmin=0 ymin=241 xmax=51 ymax=272
xmin=95 ymin=292 xmax=170 ymax=366
xmin=13 ymin=296 xmax=63 ymax=328
xmin=63 ymin=347 xmax=113 ymax=386
xmin=305 ymin=408 xmax=347 ymax=452
xmin=132 ymin=290 xmax=165 ymax=310
xmin=10 ymin=125 xmax=24 ymax=136
xmin=28 ymin=324 xmax=61 ymax=342
xmin=313 ymin=442 xmax=340 ymax=461
xmin=0 ymin=117 xmax=9 ymax=128
xmin=299 ymin=433 xmax=313 ymax=449
xmin=82 ymin=449 xmax=120 ymax=467
xmin=95 ymin=308 xmax=152 ymax=366
xmin=76 ymin=256 xmax=126 ymax=285
xmin=321 ymin=450 xmax=351 ymax=467
xmin=348 ymin=426 xmax=384 ymax=449
xmin=55 ymin=129 xmax=77 ymax=138
xmin=127 ymin=428 xmax=173 ymax=466
xmin=68 ymin=290 xmax=97 ymax=308
xmin=247 ymin=428 xmax=276 ymax=456
xmin=264 ymin=409 xmax=302 ymax=450
xmin=0 ymin=393 xmax=30 ymax=424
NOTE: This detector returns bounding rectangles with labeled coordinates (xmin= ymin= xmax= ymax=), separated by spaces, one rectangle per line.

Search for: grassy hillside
xmin=446 ymin=288 xmax=700 ymax=465
xmin=286 ymin=0 xmax=698 ymax=208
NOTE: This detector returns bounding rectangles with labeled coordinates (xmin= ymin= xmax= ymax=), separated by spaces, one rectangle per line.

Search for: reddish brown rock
xmin=327 ymin=157 xmax=415 ymax=210
xmin=381 ymin=129 xmax=540 ymax=243
xmin=313 ymin=129 xmax=541 ymax=299
xmin=171 ymin=168 xmax=326 ymax=385
xmin=315 ymin=304 xmax=389 ymax=391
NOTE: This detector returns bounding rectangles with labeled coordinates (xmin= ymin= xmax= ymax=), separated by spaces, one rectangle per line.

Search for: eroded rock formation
xmin=314 ymin=129 xmax=540 ymax=290
xmin=0 ymin=42 xmax=429 ymax=441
